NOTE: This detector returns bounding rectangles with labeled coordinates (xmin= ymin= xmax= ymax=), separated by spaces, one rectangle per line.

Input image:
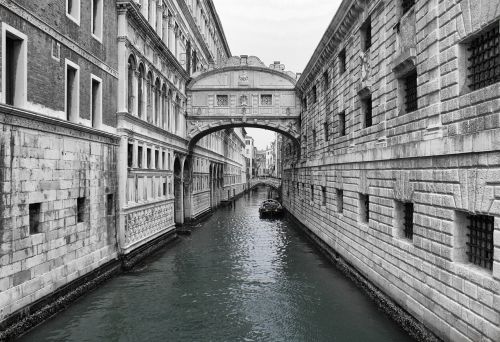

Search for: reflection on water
xmin=19 ymin=187 xmax=414 ymax=342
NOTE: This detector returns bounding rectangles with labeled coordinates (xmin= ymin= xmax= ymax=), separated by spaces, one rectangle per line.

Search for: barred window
xmin=403 ymin=70 xmax=418 ymax=113
xmin=401 ymin=0 xmax=415 ymax=16
xmin=467 ymin=25 xmax=500 ymax=91
xmin=260 ymin=94 xmax=272 ymax=106
xmin=466 ymin=214 xmax=494 ymax=270
xmin=216 ymin=95 xmax=228 ymax=106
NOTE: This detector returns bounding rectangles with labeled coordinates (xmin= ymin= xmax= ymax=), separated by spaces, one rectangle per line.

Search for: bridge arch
xmin=186 ymin=56 xmax=301 ymax=152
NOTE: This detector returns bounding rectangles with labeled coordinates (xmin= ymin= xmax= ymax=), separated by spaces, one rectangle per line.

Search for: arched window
xmin=127 ymin=56 xmax=136 ymax=114
xmin=137 ymin=64 xmax=145 ymax=118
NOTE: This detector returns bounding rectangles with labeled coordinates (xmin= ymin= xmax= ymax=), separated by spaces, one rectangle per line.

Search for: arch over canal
xmin=186 ymin=56 xmax=301 ymax=151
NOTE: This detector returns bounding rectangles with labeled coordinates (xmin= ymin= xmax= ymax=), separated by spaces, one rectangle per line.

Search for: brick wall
xmin=286 ymin=0 xmax=500 ymax=341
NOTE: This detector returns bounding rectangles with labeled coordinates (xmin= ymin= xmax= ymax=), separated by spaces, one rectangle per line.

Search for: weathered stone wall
xmin=0 ymin=107 xmax=118 ymax=323
xmin=285 ymin=0 xmax=500 ymax=341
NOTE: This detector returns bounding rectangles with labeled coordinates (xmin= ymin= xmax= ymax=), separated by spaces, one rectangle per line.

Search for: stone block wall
xmin=0 ymin=107 xmax=118 ymax=323
xmin=286 ymin=0 xmax=500 ymax=341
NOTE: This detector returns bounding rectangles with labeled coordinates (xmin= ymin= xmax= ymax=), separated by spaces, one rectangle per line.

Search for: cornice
xmin=118 ymin=1 xmax=190 ymax=81
xmin=118 ymin=112 xmax=189 ymax=142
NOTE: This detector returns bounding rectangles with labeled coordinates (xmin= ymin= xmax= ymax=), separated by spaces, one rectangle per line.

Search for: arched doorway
xmin=173 ymin=157 xmax=183 ymax=225
xmin=183 ymin=158 xmax=192 ymax=221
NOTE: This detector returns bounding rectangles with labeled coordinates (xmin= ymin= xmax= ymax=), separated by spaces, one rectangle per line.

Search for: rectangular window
xmin=401 ymin=0 xmax=415 ymax=16
xmin=65 ymin=60 xmax=80 ymax=122
xmin=322 ymin=186 xmax=327 ymax=206
xmin=336 ymin=189 xmax=343 ymax=213
xmin=361 ymin=16 xmax=372 ymax=51
xmin=339 ymin=49 xmax=346 ymax=74
xmin=400 ymin=70 xmax=418 ymax=113
xmin=324 ymin=122 xmax=329 ymax=142
xmin=362 ymin=96 xmax=372 ymax=128
xmin=155 ymin=150 xmax=159 ymax=169
xmin=138 ymin=146 xmax=143 ymax=168
xmin=260 ymin=94 xmax=273 ymax=106
xmin=91 ymin=75 xmax=102 ymax=128
xmin=91 ymin=0 xmax=103 ymax=40
xmin=395 ymin=201 xmax=414 ymax=240
xmin=66 ymin=0 xmax=81 ymax=25
xmin=359 ymin=193 xmax=369 ymax=223
xmin=128 ymin=143 xmax=133 ymax=167
xmin=466 ymin=214 xmax=494 ymax=270
xmin=147 ymin=148 xmax=152 ymax=168
xmin=339 ymin=111 xmax=346 ymax=136
xmin=3 ymin=25 xmax=27 ymax=107
xmin=51 ymin=39 xmax=60 ymax=61
xmin=29 ymin=203 xmax=41 ymax=234
xmin=466 ymin=25 xmax=500 ymax=91
xmin=77 ymin=197 xmax=86 ymax=223
xmin=311 ymin=185 xmax=314 ymax=201
xmin=216 ymin=95 xmax=228 ymax=106
xmin=106 ymin=194 xmax=114 ymax=216
xmin=162 ymin=151 xmax=166 ymax=169
xmin=323 ymin=70 xmax=329 ymax=92
xmin=163 ymin=182 xmax=167 ymax=196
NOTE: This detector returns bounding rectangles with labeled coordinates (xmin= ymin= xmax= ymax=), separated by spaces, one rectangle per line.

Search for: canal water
xmin=20 ymin=186 xmax=414 ymax=342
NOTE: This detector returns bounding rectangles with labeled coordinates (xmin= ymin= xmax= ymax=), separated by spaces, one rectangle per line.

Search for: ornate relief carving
xmin=125 ymin=203 xmax=174 ymax=245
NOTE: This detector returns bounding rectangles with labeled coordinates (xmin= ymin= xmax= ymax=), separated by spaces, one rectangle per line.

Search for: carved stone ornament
xmin=239 ymin=71 xmax=249 ymax=83
xmin=239 ymin=94 xmax=248 ymax=106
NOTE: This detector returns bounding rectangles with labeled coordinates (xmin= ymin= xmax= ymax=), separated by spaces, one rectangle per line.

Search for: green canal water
xmin=19 ymin=187 xmax=414 ymax=342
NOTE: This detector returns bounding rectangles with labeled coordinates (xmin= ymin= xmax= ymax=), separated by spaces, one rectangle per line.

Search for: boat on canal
xmin=259 ymin=199 xmax=284 ymax=218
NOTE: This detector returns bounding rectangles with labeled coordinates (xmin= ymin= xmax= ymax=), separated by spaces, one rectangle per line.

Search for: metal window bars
xmin=467 ymin=25 xmax=500 ymax=91
xmin=466 ymin=214 xmax=494 ymax=270
xmin=403 ymin=202 xmax=414 ymax=240
xmin=404 ymin=71 xmax=418 ymax=112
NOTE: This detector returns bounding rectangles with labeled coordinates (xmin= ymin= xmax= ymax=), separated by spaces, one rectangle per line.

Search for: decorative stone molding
xmin=124 ymin=203 xmax=174 ymax=245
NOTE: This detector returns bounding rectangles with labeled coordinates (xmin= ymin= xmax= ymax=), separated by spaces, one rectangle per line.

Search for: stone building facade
xmin=283 ymin=0 xmax=500 ymax=341
xmin=0 ymin=0 xmax=247 ymax=335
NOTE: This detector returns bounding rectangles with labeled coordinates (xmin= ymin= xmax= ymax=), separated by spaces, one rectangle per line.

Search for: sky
xmin=212 ymin=0 xmax=342 ymax=150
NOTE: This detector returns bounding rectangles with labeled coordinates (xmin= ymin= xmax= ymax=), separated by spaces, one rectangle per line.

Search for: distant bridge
xmin=249 ymin=177 xmax=281 ymax=190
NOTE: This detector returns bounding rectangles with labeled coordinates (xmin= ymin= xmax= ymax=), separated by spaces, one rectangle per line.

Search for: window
xmin=400 ymin=70 xmax=418 ymax=113
xmin=339 ymin=49 xmax=346 ymax=74
xmin=106 ymin=194 xmax=114 ymax=216
xmin=322 ymin=186 xmax=327 ymax=206
xmin=359 ymin=193 xmax=369 ymax=223
xmin=311 ymin=86 xmax=317 ymax=103
xmin=395 ymin=201 xmax=414 ymax=240
xmin=323 ymin=70 xmax=329 ymax=92
xmin=138 ymin=146 xmax=143 ymax=168
xmin=155 ymin=150 xmax=159 ymax=169
xmin=466 ymin=24 xmax=500 ymax=92
xmin=361 ymin=96 xmax=372 ymax=128
xmin=261 ymin=94 xmax=272 ymax=106
xmin=147 ymin=148 xmax=152 ymax=168
xmin=401 ymin=0 xmax=415 ymax=16
xmin=91 ymin=75 xmax=102 ymax=128
xmin=51 ymin=39 xmax=60 ymax=61
xmin=216 ymin=95 xmax=228 ymax=106
xmin=77 ymin=197 xmax=86 ymax=223
xmin=311 ymin=185 xmax=314 ymax=201
xmin=66 ymin=0 xmax=81 ymax=25
xmin=2 ymin=25 xmax=27 ymax=107
xmin=91 ymin=0 xmax=103 ymax=40
xmin=324 ymin=122 xmax=329 ymax=142
xmin=163 ymin=182 xmax=167 ymax=196
xmin=361 ymin=16 xmax=372 ymax=51
xmin=339 ymin=111 xmax=346 ymax=136
xmin=162 ymin=151 xmax=166 ymax=169
xmin=336 ymin=189 xmax=343 ymax=213
xmin=455 ymin=211 xmax=494 ymax=270
xmin=65 ymin=59 xmax=80 ymax=122
xmin=127 ymin=143 xmax=133 ymax=167
xmin=29 ymin=203 xmax=41 ymax=234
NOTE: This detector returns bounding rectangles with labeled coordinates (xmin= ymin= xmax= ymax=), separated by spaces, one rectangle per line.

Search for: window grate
xmin=467 ymin=25 xmax=500 ymax=91
xmin=216 ymin=95 xmax=228 ymax=106
xmin=261 ymin=94 xmax=272 ymax=106
xmin=466 ymin=214 xmax=494 ymax=270
xmin=403 ymin=202 xmax=414 ymax=239
xmin=404 ymin=71 xmax=418 ymax=112
xmin=401 ymin=0 xmax=415 ymax=15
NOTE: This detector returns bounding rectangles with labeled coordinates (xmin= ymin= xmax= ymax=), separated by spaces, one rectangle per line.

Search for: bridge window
xmin=260 ymin=94 xmax=272 ymax=106
xmin=455 ymin=211 xmax=494 ymax=270
xmin=336 ymin=189 xmax=343 ymax=213
xmin=339 ymin=111 xmax=346 ymax=136
xmin=359 ymin=193 xmax=369 ymax=223
xmin=399 ymin=70 xmax=418 ymax=114
xmin=361 ymin=16 xmax=372 ymax=52
xmin=339 ymin=49 xmax=346 ymax=75
xmin=361 ymin=95 xmax=372 ymax=128
xmin=395 ymin=200 xmax=414 ymax=240
xmin=216 ymin=95 xmax=228 ymax=106
xmin=29 ymin=203 xmax=41 ymax=234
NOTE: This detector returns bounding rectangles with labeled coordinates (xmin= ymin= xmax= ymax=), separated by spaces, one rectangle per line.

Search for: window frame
xmin=91 ymin=0 xmax=104 ymax=42
xmin=1 ymin=24 xmax=28 ymax=108
xmin=66 ymin=0 xmax=81 ymax=26
xmin=90 ymin=74 xmax=103 ymax=128
xmin=65 ymin=59 xmax=80 ymax=123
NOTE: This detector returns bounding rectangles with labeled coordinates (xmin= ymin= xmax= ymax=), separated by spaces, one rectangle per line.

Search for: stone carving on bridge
xmin=239 ymin=95 xmax=248 ymax=107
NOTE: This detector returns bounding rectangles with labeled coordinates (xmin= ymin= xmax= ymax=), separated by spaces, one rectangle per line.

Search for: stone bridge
xmin=249 ymin=177 xmax=282 ymax=191
xmin=186 ymin=56 xmax=301 ymax=151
